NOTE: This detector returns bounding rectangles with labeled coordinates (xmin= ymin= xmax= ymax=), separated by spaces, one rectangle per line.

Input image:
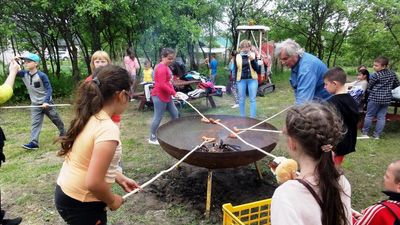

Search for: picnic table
xmin=131 ymin=79 xmax=218 ymax=110
xmin=358 ymin=98 xmax=400 ymax=129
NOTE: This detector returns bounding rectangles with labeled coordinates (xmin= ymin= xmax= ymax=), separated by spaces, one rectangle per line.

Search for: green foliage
xmin=0 ymin=71 xmax=76 ymax=104
xmin=9 ymin=79 xmax=29 ymax=103
xmin=2 ymin=0 xmax=400 ymax=81
xmin=48 ymin=73 xmax=76 ymax=99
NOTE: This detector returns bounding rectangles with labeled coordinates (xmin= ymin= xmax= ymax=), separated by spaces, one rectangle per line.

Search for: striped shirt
xmin=367 ymin=69 xmax=400 ymax=104
xmin=354 ymin=200 xmax=400 ymax=225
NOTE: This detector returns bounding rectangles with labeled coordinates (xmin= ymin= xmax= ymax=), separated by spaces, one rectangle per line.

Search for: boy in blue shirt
xmin=207 ymin=54 xmax=218 ymax=84
xmin=17 ymin=53 xmax=65 ymax=150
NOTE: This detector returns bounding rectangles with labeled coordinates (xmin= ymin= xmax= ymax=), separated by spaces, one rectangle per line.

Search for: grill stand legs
xmin=204 ymin=164 xmax=262 ymax=219
xmin=205 ymin=170 xmax=213 ymax=219
xmin=254 ymin=161 xmax=263 ymax=179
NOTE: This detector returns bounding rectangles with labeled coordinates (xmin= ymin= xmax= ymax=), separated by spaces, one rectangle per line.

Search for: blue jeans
xmin=30 ymin=104 xmax=65 ymax=145
xmin=210 ymin=74 xmax=217 ymax=84
xmin=230 ymin=80 xmax=239 ymax=104
xmin=150 ymin=96 xmax=179 ymax=140
xmin=237 ymin=79 xmax=258 ymax=118
xmin=362 ymin=101 xmax=389 ymax=137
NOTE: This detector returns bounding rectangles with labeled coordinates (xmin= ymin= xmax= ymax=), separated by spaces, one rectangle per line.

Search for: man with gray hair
xmin=275 ymin=39 xmax=330 ymax=104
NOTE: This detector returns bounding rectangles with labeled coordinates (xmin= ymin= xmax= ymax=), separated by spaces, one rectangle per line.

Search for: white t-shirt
xmin=271 ymin=175 xmax=352 ymax=225
xmin=352 ymin=80 xmax=368 ymax=92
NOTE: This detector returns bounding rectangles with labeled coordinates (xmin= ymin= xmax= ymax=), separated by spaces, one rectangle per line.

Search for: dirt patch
xmin=131 ymin=164 xmax=278 ymax=223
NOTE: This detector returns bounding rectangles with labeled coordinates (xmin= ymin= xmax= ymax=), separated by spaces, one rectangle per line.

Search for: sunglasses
xmin=124 ymin=90 xmax=132 ymax=101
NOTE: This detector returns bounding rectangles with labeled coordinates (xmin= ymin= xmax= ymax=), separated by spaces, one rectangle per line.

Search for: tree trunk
xmin=0 ymin=36 xmax=5 ymax=75
xmin=76 ymin=33 xmax=91 ymax=75
xmin=11 ymin=36 xmax=17 ymax=55
xmin=89 ymin=15 xmax=102 ymax=52
xmin=187 ymin=41 xmax=198 ymax=71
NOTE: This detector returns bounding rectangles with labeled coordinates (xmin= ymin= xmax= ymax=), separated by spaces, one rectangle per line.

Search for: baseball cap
xmin=20 ymin=52 xmax=40 ymax=63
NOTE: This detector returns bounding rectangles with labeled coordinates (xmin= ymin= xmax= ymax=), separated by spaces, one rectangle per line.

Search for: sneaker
xmin=2 ymin=217 xmax=23 ymax=225
xmin=231 ymin=104 xmax=239 ymax=109
xmin=21 ymin=142 xmax=39 ymax=150
xmin=373 ymin=136 xmax=380 ymax=140
xmin=148 ymin=139 xmax=159 ymax=145
xmin=360 ymin=134 xmax=370 ymax=138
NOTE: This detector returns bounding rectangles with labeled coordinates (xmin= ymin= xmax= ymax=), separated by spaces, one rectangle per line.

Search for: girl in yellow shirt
xmin=142 ymin=60 xmax=154 ymax=83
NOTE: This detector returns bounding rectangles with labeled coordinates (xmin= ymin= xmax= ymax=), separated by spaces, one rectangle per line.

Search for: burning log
xmin=198 ymin=139 xmax=241 ymax=153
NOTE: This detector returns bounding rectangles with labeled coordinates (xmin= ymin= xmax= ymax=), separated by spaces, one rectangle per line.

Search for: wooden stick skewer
xmin=178 ymin=99 xmax=282 ymax=159
xmin=0 ymin=104 xmax=71 ymax=109
xmin=123 ymin=140 xmax=211 ymax=200
xmin=235 ymin=128 xmax=283 ymax=134
xmin=235 ymin=106 xmax=291 ymax=135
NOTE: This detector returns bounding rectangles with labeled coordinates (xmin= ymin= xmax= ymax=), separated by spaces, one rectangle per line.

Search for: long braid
xmin=286 ymin=102 xmax=348 ymax=225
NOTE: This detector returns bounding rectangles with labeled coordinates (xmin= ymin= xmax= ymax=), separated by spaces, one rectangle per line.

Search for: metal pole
xmin=236 ymin=33 xmax=241 ymax=51
xmin=0 ymin=104 xmax=71 ymax=109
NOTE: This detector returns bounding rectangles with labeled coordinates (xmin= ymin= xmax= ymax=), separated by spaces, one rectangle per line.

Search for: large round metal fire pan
xmin=157 ymin=115 xmax=279 ymax=169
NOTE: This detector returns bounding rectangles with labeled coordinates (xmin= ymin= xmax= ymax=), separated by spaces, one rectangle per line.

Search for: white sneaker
xmin=360 ymin=134 xmax=370 ymax=138
xmin=148 ymin=139 xmax=159 ymax=145
xmin=231 ymin=104 xmax=239 ymax=109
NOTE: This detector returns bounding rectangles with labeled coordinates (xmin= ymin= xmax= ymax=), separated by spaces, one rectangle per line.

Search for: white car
xmin=58 ymin=51 xmax=69 ymax=60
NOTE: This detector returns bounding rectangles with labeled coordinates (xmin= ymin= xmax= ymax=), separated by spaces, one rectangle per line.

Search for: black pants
xmin=55 ymin=185 xmax=107 ymax=225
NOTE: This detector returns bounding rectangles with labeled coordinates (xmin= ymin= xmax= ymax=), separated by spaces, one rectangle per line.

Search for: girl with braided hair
xmin=55 ymin=65 xmax=139 ymax=224
xmin=271 ymin=102 xmax=352 ymax=225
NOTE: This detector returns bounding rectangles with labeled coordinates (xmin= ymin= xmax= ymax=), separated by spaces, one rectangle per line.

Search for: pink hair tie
xmin=321 ymin=144 xmax=333 ymax=152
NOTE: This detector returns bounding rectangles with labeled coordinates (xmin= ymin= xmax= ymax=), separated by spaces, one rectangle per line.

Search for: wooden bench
xmin=132 ymin=92 xmax=218 ymax=111
xmin=131 ymin=79 xmax=220 ymax=111
xmin=390 ymin=99 xmax=400 ymax=114
xmin=131 ymin=92 xmax=149 ymax=110
xmin=173 ymin=79 xmax=220 ymax=108
xmin=186 ymin=92 xmax=218 ymax=108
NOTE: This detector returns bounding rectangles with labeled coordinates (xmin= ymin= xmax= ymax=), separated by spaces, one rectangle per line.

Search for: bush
xmin=2 ymin=71 xmax=77 ymax=104
xmin=49 ymin=72 xmax=76 ymax=99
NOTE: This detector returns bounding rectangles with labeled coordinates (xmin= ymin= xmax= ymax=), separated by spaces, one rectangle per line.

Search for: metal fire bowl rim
xmin=156 ymin=114 xmax=279 ymax=169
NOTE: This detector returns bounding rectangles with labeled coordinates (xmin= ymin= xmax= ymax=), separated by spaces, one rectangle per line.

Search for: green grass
xmin=0 ymin=70 xmax=399 ymax=224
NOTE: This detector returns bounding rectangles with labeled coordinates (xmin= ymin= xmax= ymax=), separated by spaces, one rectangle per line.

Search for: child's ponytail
xmin=57 ymin=65 xmax=131 ymax=156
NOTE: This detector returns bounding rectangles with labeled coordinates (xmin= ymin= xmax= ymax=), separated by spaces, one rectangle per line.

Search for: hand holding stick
xmin=123 ymin=140 xmax=213 ymax=201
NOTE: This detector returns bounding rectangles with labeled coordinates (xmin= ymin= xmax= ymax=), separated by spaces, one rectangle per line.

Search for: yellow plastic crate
xmin=222 ymin=198 xmax=271 ymax=225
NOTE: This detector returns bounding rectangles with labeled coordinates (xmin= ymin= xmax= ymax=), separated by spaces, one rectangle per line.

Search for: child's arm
xmin=154 ymin=66 xmax=176 ymax=96
xmin=345 ymin=81 xmax=356 ymax=89
xmin=115 ymin=172 xmax=140 ymax=193
xmin=134 ymin=58 xmax=140 ymax=71
xmin=4 ymin=60 xmax=20 ymax=88
xmin=0 ymin=60 xmax=20 ymax=104
xmin=38 ymin=72 xmax=53 ymax=107
xmin=86 ymin=140 xmax=123 ymax=211
xmin=367 ymin=73 xmax=378 ymax=90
